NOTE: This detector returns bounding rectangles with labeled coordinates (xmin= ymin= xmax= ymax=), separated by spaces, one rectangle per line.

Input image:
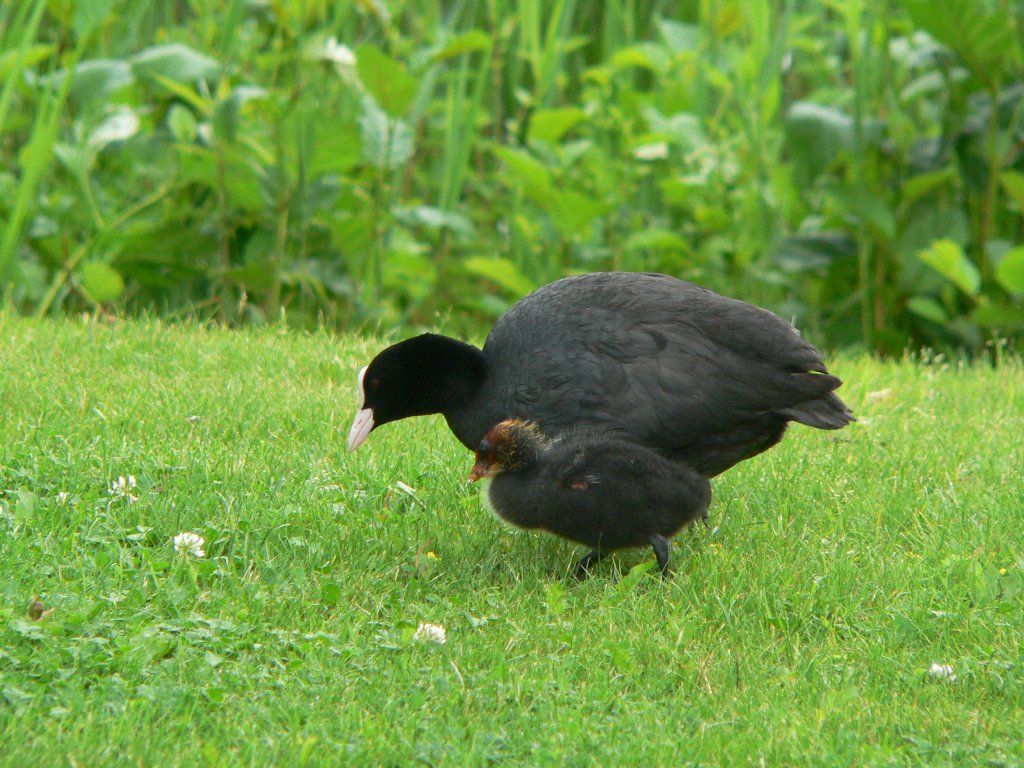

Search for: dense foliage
xmin=1 ymin=0 xmax=1023 ymax=351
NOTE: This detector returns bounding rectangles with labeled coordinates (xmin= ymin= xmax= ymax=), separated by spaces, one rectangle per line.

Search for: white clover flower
xmin=634 ymin=142 xmax=669 ymax=161
xmin=173 ymin=532 xmax=206 ymax=559
xmin=323 ymin=37 xmax=357 ymax=67
xmin=57 ymin=491 xmax=71 ymax=505
xmin=413 ymin=622 xmax=447 ymax=645
xmin=109 ymin=475 xmax=139 ymax=503
xmin=928 ymin=663 xmax=957 ymax=682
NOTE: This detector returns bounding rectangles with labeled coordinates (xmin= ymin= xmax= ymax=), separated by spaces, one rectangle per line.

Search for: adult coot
xmin=348 ymin=272 xmax=853 ymax=476
xmin=469 ymin=419 xmax=712 ymax=576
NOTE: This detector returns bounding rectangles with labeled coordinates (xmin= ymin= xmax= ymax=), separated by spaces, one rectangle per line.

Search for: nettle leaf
xmin=548 ymin=188 xmax=606 ymax=236
xmin=131 ymin=43 xmax=221 ymax=83
xmin=360 ymin=96 xmax=414 ymax=170
xmin=785 ymin=102 xmax=853 ymax=173
xmin=907 ymin=296 xmax=949 ymax=324
xmin=830 ymin=184 xmax=896 ymax=240
xmin=995 ymin=246 xmax=1024 ymax=295
xmin=79 ymin=262 xmax=125 ymax=303
xmin=355 ymin=45 xmax=417 ymax=118
xmin=918 ymin=239 xmax=980 ymax=296
xmin=463 ymin=257 xmax=537 ymax=297
xmin=493 ymin=146 xmax=558 ymax=212
xmin=528 ymin=107 xmax=587 ymax=145
xmin=899 ymin=0 xmax=1022 ymax=86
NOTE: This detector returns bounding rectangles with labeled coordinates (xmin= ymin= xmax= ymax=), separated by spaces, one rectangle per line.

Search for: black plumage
xmin=469 ymin=419 xmax=712 ymax=576
xmin=349 ymin=272 xmax=854 ymax=477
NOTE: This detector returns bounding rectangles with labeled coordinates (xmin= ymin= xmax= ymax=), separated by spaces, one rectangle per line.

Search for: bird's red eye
xmin=369 ymin=378 xmax=380 ymax=390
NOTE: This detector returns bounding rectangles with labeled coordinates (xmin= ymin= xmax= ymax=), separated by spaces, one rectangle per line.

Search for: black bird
xmin=468 ymin=419 xmax=712 ymax=576
xmin=348 ymin=272 xmax=853 ymax=477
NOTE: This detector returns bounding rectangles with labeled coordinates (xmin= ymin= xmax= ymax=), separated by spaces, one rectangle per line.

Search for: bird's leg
xmin=574 ymin=549 xmax=604 ymax=579
xmin=650 ymin=535 xmax=671 ymax=576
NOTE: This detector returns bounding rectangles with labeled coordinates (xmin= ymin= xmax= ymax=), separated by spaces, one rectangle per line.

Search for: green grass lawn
xmin=1 ymin=312 xmax=1022 ymax=766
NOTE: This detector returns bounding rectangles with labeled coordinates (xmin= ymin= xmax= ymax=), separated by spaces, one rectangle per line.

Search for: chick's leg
xmin=650 ymin=534 xmax=671 ymax=576
xmin=574 ymin=549 xmax=604 ymax=579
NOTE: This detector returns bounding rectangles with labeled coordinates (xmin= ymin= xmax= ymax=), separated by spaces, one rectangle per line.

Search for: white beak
xmin=347 ymin=408 xmax=374 ymax=452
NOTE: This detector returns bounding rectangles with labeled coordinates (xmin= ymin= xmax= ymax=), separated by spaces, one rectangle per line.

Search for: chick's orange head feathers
xmin=468 ymin=419 xmax=542 ymax=482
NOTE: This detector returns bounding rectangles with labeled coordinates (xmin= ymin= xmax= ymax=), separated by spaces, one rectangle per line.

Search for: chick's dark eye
xmin=369 ymin=378 xmax=380 ymax=390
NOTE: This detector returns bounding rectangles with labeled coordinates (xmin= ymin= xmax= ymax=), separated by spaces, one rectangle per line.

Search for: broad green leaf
xmin=901 ymin=168 xmax=956 ymax=207
xmin=212 ymin=85 xmax=267 ymax=144
xmin=68 ymin=59 xmax=134 ymax=105
xmin=167 ymin=104 xmax=198 ymax=142
xmin=463 ymin=257 xmax=537 ymax=297
xmin=73 ymin=0 xmax=116 ymax=37
xmin=79 ymin=262 xmax=125 ymax=303
xmin=320 ymin=582 xmax=342 ymax=606
xmin=355 ymin=45 xmax=417 ymax=118
xmin=431 ymin=30 xmax=492 ymax=62
xmin=393 ymin=206 xmax=475 ymax=238
xmin=643 ymin=108 xmax=704 ymax=150
xmin=918 ymin=239 xmax=980 ymax=296
xmin=995 ymin=246 xmax=1024 ymax=295
xmin=492 ymin=146 xmax=553 ymax=197
xmin=624 ymin=229 xmax=689 ymax=253
xmin=88 ymin=109 xmax=139 ymax=152
xmin=971 ymin=303 xmax=1024 ymax=328
xmin=773 ymin=233 xmax=857 ymax=273
xmin=907 ymin=296 xmax=948 ymax=324
xmin=309 ymin=119 xmax=361 ymax=176
xmin=360 ymin=96 xmax=414 ymax=170
xmin=131 ymin=43 xmax=221 ymax=82
xmin=658 ymin=18 xmax=700 ymax=52
xmin=610 ymin=43 xmax=668 ymax=73
xmin=830 ymin=185 xmax=896 ymax=240
xmin=610 ymin=46 xmax=656 ymax=71
xmin=125 ymin=627 xmax=177 ymax=667
xmin=548 ymin=188 xmax=606 ymax=236
xmin=383 ymin=250 xmax=437 ymax=302
xmin=784 ymin=102 xmax=853 ymax=172
xmin=1000 ymin=171 xmax=1024 ymax=214
xmin=528 ymin=107 xmax=587 ymax=144
xmin=221 ymin=263 xmax=276 ymax=292
xmin=899 ymin=0 xmax=1021 ymax=86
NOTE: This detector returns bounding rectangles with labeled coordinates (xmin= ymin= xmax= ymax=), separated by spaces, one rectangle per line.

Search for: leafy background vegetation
xmin=1 ymin=0 xmax=1023 ymax=352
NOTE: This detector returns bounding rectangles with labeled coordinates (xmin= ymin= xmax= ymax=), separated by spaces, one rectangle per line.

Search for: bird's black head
xmin=347 ymin=334 xmax=486 ymax=451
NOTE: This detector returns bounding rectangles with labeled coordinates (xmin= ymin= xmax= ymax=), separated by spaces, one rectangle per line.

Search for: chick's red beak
xmin=468 ymin=455 xmax=489 ymax=483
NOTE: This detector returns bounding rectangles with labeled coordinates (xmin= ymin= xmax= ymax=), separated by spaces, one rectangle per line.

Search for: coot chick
xmin=349 ymin=272 xmax=854 ymax=477
xmin=469 ymin=419 xmax=712 ymax=576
